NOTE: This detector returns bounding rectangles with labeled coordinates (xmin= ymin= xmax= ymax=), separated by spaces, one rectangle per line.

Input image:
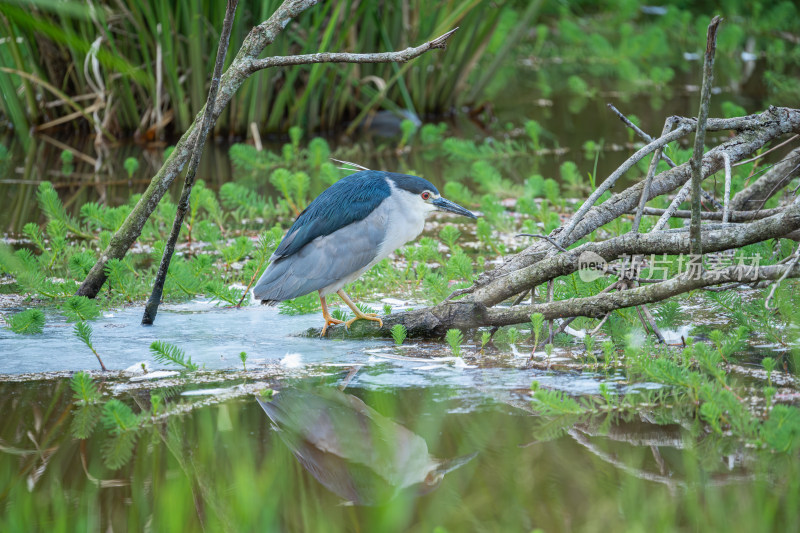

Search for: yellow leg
xmin=337 ymin=289 xmax=383 ymax=330
xmin=319 ymin=293 xmax=344 ymax=337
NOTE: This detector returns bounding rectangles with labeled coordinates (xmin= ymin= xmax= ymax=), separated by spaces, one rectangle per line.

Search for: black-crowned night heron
xmin=256 ymin=388 xmax=476 ymax=505
xmin=253 ymin=170 xmax=477 ymax=334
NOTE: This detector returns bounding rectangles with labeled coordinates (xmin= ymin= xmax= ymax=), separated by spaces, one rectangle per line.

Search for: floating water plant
xmin=149 ymin=341 xmax=198 ymax=371
xmin=445 ymin=329 xmax=464 ymax=357
xmin=439 ymin=225 xmax=461 ymax=251
xmin=7 ymin=309 xmax=45 ymax=334
xmin=74 ymin=321 xmax=107 ymax=371
xmin=480 ymin=331 xmax=492 ymax=353
xmin=530 ymin=313 xmax=544 ymax=353
xmin=60 ymin=296 xmax=100 ymax=322
xmin=70 ymin=371 xmax=100 ymax=404
xmin=123 ymin=157 xmax=139 ymax=178
xmin=391 ymin=324 xmax=407 ymax=346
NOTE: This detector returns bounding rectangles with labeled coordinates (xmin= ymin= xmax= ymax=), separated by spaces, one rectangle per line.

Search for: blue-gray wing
xmin=271 ymin=171 xmax=391 ymax=260
xmin=253 ymin=210 xmax=387 ymax=303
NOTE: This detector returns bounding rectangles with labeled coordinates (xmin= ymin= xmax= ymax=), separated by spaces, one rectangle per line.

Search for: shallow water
xmin=0 ymin=298 xmax=624 ymax=398
xmin=0 ymin=300 xmax=797 ymax=531
xmin=0 ymin=372 xmax=796 ymax=532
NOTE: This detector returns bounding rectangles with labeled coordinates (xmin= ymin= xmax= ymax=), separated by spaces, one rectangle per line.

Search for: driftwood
xmin=76 ymin=0 xmax=457 ymax=300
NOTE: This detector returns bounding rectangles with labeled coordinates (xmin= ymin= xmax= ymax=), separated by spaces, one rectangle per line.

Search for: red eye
xmin=421 ymin=192 xmax=431 ymax=200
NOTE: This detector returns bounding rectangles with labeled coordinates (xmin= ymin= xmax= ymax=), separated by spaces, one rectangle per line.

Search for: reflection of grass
xmin=0 ymin=378 xmax=798 ymax=531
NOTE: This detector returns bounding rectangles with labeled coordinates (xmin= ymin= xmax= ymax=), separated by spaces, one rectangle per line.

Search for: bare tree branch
xmin=481 ymin=107 xmax=800 ymax=286
xmin=633 ymin=118 xmax=674 ymax=232
xmin=637 ymin=205 xmax=786 ymax=221
xmin=721 ymin=152 xmax=732 ymax=224
xmin=247 ymin=28 xmax=458 ymax=72
xmin=690 ymin=16 xmax=722 ymax=257
xmin=607 ymin=103 xmax=722 ymax=209
xmin=556 ymin=125 xmax=692 ymax=247
xmin=730 ymin=146 xmax=800 ymax=211
xmin=484 ymin=263 xmax=799 ymax=327
xmin=141 ymin=0 xmax=239 ymax=325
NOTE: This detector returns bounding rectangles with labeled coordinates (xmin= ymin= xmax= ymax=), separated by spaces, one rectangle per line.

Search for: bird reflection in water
xmin=256 ymin=388 xmax=476 ymax=505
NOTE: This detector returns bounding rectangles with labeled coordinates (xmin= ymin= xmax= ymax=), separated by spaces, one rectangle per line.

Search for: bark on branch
xmin=316 ymin=263 xmax=800 ymax=339
xmin=246 ymin=28 xmax=457 ymax=73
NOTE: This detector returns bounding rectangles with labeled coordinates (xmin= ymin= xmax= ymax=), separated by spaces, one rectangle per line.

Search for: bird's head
xmin=388 ymin=174 xmax=478 ymax=219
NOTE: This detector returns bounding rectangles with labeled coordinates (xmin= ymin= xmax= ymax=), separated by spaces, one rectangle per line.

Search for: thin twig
xmin=639 ymin=206 xmax=784 ymax=221
xmin=142 ymin=0 xmax=239 ymax=325
xmin=633 ymin=118 xmax=674 ymax=233
xmin=639 ymin=304 xmax=665 ymax=343
xmin=721 ymin=152 xmax=732 ymax=224
xmin=516 ymin=233 xmax=568 ymax=253
xmin=589 ymin=313 xmax=611 ymax=336
xmin=607 ymin=103 xmax=722 ymax=210
xmin=654 ymin=180 xmax=692 ymax=231
xmin=607 ymin=104 xmax=679 ymax=167
xmin=733 ymin=134 xmax=799 ymax=167
xmin=764 ymin=243 xmax=800 ymax=310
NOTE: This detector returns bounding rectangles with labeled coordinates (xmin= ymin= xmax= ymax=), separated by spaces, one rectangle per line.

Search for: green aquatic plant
xmin=100 ymin=400 xmax=140 ymax=469
xmin=439 ymin=225 xmax=461 ymax=251
xmin=423 ymin=273 xmax=450 ymax=304
xmin=70 ymin=372 xmax=101 ymax=404
xmin=391 ymin=324 xmax=407 ymax=346
xmin=123 ymin=157 xmax=139 ymax=178
xmin=397 ymin=119 xmax=418 ymax=150
xmin=446 ymin=252 xmax=473 ymax=282
xmin=74 ymin=321 xmax=107 ymax=371
xmin=331 ymin=309 xmax=348 ymax=322
xmin=150 ymin=392 xmax=163 ymax=415
xmin=583 ymin=335 xmax=596 ymax=364
xmin=530 ymin=382 xmax=584 ymax=416
xmin=507 ymin=327 xmax=519 ymax=346
xmin=60 ymin=295 xmax=100 ymax=322
xmin=149 ymin=341 xmax=198 ymax=371
xmin=279 ymin=293 xmax=321 ymax=316
xmin=762 ymin=357 xmax=776 ymax=387
xmin=445 ymin=329 xmax=464 ymax=357
xmin=240 ymin=351 xmax=248 ymax=371
xmin=530 ymin=312 xmax=544 ymax=352
xmin=36 ymin=182 xmax=92 ymax=239
xmin=762 ymin=405 xmax=800 ymax=453
xmin=7 ymin=308 xmax=45 ymax=334
xmin=480 ymin=331 xmax=492 ymax=352
xmin=206 ymin=281 xmax=248 ymax=307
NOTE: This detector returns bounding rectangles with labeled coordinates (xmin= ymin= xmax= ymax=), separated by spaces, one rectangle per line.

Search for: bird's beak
xmin=432 ymin=197 xmax=478 ymax=219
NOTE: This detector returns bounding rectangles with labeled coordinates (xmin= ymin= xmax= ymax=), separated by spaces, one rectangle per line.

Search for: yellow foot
xmin=345 ymin=313 xmax=383 ymax=330
xmin=320 ymin=317 xmax=344 ymax=337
